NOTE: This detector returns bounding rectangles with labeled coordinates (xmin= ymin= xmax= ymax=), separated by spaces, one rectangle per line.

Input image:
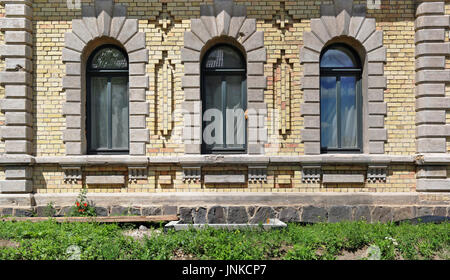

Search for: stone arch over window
xmin=62 ymin=0 xmax=149 ymax=156
xmin=181 ymin=0 xmax=267 ymax=155
xmin=300 ymin=0 xmax=387 ymax=155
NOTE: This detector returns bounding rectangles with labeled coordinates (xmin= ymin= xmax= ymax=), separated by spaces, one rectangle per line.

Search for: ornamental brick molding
xmin=367 ymin=165 xmax=387 ymax=183
xmin=274 ymin=51 xmax=293 ymax=136
xmin=61 ymin=0 xmax=149 ymax=156
xmin=248 ymin=165 xmax=268 ymax=183
xmin=182 ymin=166 xmax=201 ymax=183
xmin=301 ymin=165 xmax=321 ymax=184
xmin=299 ymin=0 xmax=387 ymax=155
xmin=128 ymin=166 xmax=147 ymax=183
xmin=414 ymin=1 xmax=450 ymax=192
xmin=0 ymin=0 xmax=33 ymax=193
xmin=62 ymin=166 xmax=82 ymax=184
xmin=156 ymin=51 xmax=175 ymax=136
xmin=181 ymin=0 xmax=268 ymax=155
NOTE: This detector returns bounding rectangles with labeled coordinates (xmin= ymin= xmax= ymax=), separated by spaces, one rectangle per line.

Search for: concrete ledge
xmin=31 ymin=192 xmax=433 ymax=207
xmin=35 ymin=155 xmax=148 ymax=166
xmin=166 ymin=219 xmax=286 ymax=230
xmin=0 ymin=193 xmax=32 ymax=207
xmin=0 ymin=154 xmax=416 ymax=167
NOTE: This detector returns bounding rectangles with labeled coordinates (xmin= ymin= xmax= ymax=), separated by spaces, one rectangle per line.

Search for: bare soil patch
xmin=0 ymin=239 xmax=19 ymax=248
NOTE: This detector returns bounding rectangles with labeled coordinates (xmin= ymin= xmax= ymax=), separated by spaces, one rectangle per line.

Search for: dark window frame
xmin=201 ymin=44 xmax=247 ymax=154
xmin=86 ymin=45 xmax=130 ymax=155
xmin=320 ymin=44 xmax=363 ymax=154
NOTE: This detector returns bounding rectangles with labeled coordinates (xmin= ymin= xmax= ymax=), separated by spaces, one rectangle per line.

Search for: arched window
xmin=201 ymin=45 xmax=247 ymax=154
xmin=320 ymin=44 xmax=362 ymax=153
xmin=87 ymin=45 xmax=129 ymax=154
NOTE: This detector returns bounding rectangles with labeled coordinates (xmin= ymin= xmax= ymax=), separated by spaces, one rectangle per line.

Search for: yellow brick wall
xmin=28 ymin=0 xmax=419 ymax=157
xmin=375 ymin=3 xmax=416 ymax=155
xmin=33 ymin=163 xmax=416 ymax=193
xmin=0 ymin=0 xmax=437 ymax=194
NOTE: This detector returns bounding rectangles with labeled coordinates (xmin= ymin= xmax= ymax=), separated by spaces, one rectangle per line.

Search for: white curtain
xmin=340 ymin=77 xmax=357 ymax=148
xmin=320 ymin=77 xmax=337 ymax=148
xmin=204 ymin=76 xmax=223 ymax=147
xmin=111 ymin=77 xmax=129 ymax=150
xmin=91 ymin=77 xmax=109 ymax=149
xmin=226 ymin=76 xmax=245 ymax=146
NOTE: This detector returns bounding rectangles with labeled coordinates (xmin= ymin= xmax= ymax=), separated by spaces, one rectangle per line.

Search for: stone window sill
xmin=0 ymin=154 xmax=421 ymax=167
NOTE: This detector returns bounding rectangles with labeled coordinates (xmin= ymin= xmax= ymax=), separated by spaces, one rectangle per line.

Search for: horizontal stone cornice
xmin=0 ymin=154 xmax=422 ymax=167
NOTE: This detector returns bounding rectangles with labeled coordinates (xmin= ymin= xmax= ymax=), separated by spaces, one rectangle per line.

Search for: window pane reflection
xmin=91 ymin=77 xmax=109 ymax=150
xmin=111 ymin=77 xmax=129 ymax=150
xmin=320 ymin=48 xmax=357 ymax=68
xmin=340 ymin=76 xmax=357 ymax=148
xmin=320 ymin=76 xmax=337 ymax=149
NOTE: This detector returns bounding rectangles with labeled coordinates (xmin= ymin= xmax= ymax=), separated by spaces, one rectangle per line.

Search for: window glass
xmin=111 ymin=77 xmax=129 ymax=150
xmin=320 ymin=48 xmax=358 ymax=68
xmin=204 ymin=45 xmax=245 ymax=69
xmin=203 ymin=75 xmax=223 ymax=150
xmin=202 ymin=45 xmax=246 ymax=153
xmin=340 ymin=76 xmax=357 ymax=148
xmin=90 ymin=47 xmax=128 ymax=70
xmin=88 ymin=46 xmax=129 ymax=154
xmin=320 ymin=44 xmax=361 ymax=152
xmin=320 ymin=76 xmax=337 ymax=149
xmin=226 ymin=75 xmax=245 ymax=147
xmin=91 ymin=77 xmax=109 ymax=150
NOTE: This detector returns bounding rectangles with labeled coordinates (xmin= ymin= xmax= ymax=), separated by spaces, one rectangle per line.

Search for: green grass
xmin=0 ymin=220 xmax=448 ymax=260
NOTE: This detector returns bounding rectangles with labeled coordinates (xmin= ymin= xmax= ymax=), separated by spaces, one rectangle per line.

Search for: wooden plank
xmin=0 ymin=215 xmax=178 ymax=223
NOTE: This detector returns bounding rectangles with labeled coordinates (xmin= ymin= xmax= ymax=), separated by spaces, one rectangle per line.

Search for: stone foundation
xmin=1 ymin=192 xmax=449 ymax=223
